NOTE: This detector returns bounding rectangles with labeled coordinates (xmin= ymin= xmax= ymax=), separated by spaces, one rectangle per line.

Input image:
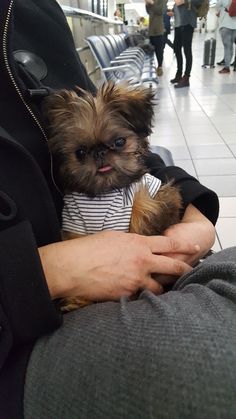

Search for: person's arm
xmin=146 ymin=0 xmax=165 ymax=15
xmin=0 ymin=223 xmax=199 ymax=375
xmin=146 ymin=0 xmax=154 ymax=14
xmin=146 ymin=152 xmax=219 ymax=268
xmin=163 ymin=204 xmax=216 ymax=266
xmin=0 ymin=151 xmax=218 ymax=354
xmin=0 ymin=205 xmax=199 ymax=353
xmin=146 ymin=152 xmax=219 ymax=226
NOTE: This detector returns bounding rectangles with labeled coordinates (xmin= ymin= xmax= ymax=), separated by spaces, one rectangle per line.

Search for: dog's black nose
xmin=94 ymin=148 xmax=107 ymax=160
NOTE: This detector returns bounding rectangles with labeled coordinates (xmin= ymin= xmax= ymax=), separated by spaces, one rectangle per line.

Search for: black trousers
xmin=150 ymin=35 xmax=164 ymax=67
xmin=163 ymin=32 xmax=174 ymax=50
xmin=174 ymin=25 xmax=194 ymax=77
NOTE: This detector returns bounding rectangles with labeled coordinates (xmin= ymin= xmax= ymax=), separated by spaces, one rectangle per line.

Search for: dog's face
xmin=43 ymin=82 xmax=155 ymax=197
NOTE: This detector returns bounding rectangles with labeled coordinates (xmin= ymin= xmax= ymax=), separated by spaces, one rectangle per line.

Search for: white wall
xmin=108 ymin=0 xmax=117 ymax=18
xmin=124 ymin=2 xmax=148 ymax=25
xmin=125 ymin=2 xmax=147 ymax=16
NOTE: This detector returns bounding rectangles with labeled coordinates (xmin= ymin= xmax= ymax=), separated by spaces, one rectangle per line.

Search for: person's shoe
xmin=217 ymin=59 xmax=225 ymax=66
xmin=174 ymin=75 xmax=190 ymax=88
xmin=170 ymin=74 xmax=182 ymax=84
xmin=230 ymin=60 xmax=235 ymax=66
xmin=219 ymin=67 xmax=230 ymax=74
xmin=156 ymin=67 xmax=163 ymax=76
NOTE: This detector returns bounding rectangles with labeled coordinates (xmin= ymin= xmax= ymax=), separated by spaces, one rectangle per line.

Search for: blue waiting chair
xmin=86 ymin=35 xmax=158 ymax=87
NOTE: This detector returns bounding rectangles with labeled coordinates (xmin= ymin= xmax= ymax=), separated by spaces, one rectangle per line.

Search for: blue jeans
xmin=220 ymin=27 xmax=236 ymax=67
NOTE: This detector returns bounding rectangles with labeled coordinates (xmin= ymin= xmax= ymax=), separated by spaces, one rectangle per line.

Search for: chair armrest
xmin=102 ymin=64 xmax=140 ymax=77
xmin=117 ymin=53 xmax=143 ymax=65
xmin=150 ymin=145 xmax=175 ymax=167
xmin=110 ymin=59 xmax=142 ymax=72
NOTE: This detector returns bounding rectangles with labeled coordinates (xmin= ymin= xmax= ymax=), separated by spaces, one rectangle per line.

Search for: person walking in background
xmin=146 ymin=0 xmax=167 ymax=76
xmin=138 ymin=16 xmax=149 ymax=37
xmin=169 ymin=0 xmax=202 ymax=88
xmin=114 ymin=8 xmax=123 ymax=20
xmin=216 ymin=0 xmax=236 ymax=73
xmin=163 ymin=11 xmax=174 ymax=50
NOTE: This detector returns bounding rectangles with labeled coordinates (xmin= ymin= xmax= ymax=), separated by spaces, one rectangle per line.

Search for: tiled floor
xmin=150 ymin=29 xmax=236 ymax=251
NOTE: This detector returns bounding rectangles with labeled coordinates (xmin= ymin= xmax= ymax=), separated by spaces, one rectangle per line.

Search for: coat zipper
xmin=2 ymin=0 xmax=47 ymax=140
xmin=2 ymin=0 xmax=62 ymax=194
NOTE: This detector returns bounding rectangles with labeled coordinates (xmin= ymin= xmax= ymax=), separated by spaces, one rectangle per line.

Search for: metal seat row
xmin=86 ymin=33 xmax=158 ymax=87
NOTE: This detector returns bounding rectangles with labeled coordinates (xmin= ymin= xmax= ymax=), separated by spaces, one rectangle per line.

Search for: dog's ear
xmin=99 ymin=82 xmax=156 ymax=136
xmin=42 ymin=89 xmax=79 ymax=131
xmin=42 ymin=88 xmax=94 ymax=133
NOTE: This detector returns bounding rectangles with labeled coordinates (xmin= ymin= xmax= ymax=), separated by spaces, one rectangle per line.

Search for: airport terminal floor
xmin=150 ymin=30 xmax=236 ymax=251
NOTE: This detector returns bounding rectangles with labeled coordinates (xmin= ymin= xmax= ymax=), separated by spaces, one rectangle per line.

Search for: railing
xmin=62 ymin=5 xmax=123 ymax=25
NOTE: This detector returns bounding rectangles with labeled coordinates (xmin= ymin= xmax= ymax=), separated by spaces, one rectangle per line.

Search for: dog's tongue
xmin=98 ymin=165 xmax=112 ymax=173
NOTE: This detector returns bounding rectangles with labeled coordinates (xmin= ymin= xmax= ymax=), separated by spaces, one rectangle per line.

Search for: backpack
xmin=226 ymin=0 xmax=236 ymax=17
xmin=194 ymin=0 xmax=209 ymax=18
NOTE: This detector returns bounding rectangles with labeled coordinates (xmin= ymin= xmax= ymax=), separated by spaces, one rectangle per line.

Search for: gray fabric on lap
xmin=24 ymin=247 xmax=236 ymax=419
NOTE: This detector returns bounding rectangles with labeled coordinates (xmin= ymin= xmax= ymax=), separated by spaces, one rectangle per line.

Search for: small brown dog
xmin=43 ymin=81 xmax=182 ymax=310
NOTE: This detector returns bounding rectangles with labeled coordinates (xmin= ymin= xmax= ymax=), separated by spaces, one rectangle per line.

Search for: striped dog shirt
xmin=62 ymin=173 xmax=161 ymax=235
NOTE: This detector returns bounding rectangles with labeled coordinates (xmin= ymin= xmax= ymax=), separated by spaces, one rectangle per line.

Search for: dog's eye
xmin=114 ymin=137 xmax=126 ymax=148
xmin=75 ymin=146 xmax=87 ymax=160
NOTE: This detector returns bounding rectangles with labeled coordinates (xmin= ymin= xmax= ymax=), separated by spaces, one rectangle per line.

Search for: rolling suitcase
xmin=202 ymin=37 xmax=216 ymax=68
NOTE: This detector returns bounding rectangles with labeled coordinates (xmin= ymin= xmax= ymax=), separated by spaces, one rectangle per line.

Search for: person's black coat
xmin=0 ymin=1 xmax=219 ymax=418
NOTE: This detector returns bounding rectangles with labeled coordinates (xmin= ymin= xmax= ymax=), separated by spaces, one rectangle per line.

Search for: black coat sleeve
xmin=0 ymin=220 xmax=63 ymax=419
xmin=0 ymin=220 xmax=62 ymax=370
xmin=146 ymin=152 xmax=219 ymax=225
xmin=0 ymin=221 xmax=62 ymax=345
xmin=0 ymin=135 xmax=62 ymax=367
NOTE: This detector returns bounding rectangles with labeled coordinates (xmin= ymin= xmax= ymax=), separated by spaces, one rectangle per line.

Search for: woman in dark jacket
xmin=1 ymin=1 xmax=236 ymax=419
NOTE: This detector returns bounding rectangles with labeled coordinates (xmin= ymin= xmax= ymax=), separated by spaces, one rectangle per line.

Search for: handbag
xmin=226 ymin=0 xmax=236 ymax=17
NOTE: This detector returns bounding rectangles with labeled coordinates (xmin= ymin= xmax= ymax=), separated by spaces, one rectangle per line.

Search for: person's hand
xmin=156 ymin=204 xmax=216 ymax=286
xmin=167 ymin=10 xmax=174 ymax=16
xmin=39 ymin=231 xmax=200 ymax=301
xmin=164 ymin=204 xmax=215 ymax=264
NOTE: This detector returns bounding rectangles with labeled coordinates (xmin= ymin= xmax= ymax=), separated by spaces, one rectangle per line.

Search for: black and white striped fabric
xmin=62 ymin=174 xmax=161 ymax=234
